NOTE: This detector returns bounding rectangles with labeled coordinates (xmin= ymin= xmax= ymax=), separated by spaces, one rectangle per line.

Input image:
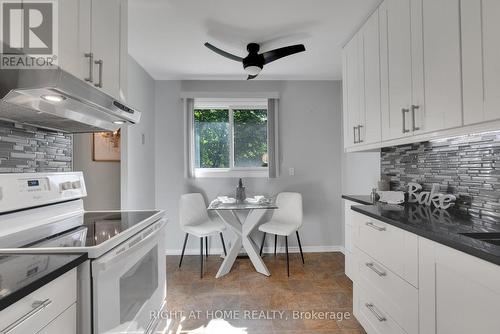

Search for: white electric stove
xmin=0 ymin=172 xmax=167 ymax=334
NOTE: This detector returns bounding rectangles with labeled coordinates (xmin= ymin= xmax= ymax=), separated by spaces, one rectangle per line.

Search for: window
xmin=192 ymin=99 xmax=269 ymax=177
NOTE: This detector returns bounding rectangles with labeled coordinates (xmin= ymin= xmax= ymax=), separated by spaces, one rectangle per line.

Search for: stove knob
xmin=60 ymin=182 xmax=72 ymax=191
xmin=72 ymin=181 xmax=81 ymax=189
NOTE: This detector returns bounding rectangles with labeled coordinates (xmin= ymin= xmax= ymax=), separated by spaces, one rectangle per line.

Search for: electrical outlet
xmin=289 ymin=167 xmax=295 ymax=176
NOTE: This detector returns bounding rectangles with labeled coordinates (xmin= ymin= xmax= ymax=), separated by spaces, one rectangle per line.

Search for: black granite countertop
xmin=351 ymin=202 xmax=500 ymax=266
xmin=342 ymin=195 xmax=374 ymax=205
xmin=0 ymin=253 xmax=87 ymax=311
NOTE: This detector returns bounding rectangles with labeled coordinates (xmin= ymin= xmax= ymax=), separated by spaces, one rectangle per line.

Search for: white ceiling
xmin=128 ymin=0 xmax=380 ymax=80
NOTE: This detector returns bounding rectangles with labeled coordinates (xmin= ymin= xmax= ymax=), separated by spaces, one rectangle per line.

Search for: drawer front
xmin=357 ymin=248 xmax=418 ymax=334
xmin=353 ymin=212 xmax=418 ymax=286
xmin=37 ymin=304 xmax=76 ymax=334
xmin=354 ymin=283 xmax=407 ymax=334
xmin=0 ymin=269 xmax=77 ymax=334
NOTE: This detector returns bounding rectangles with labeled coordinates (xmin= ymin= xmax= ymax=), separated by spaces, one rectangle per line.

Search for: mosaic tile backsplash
xmin=0 ymin=120 xmax=72 ymax=173
xmin=381 ymin=131 xmax=500 ymax=219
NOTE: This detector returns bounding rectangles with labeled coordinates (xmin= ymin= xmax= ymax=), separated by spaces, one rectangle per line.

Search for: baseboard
xmin=165 ymin=245 xmax=345 ymax=256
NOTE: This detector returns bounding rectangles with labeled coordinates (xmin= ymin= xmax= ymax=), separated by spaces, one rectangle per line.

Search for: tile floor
xmin=156 ymin=252 xmax=366 ymax=334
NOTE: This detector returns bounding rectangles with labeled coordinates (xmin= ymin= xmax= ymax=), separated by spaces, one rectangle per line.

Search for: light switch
xmin=289 ymin=168 xmax=295 ymax=176
xmin=141 ymin=133 xmax=145 ymax=145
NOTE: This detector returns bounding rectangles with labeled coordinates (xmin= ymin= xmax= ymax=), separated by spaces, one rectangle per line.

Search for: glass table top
xmin=207 ymin=200 xmax=278 ymax=211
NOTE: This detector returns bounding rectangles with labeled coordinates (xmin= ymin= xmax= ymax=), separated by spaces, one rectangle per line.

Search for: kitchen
xmin=0 ymin=0 xmax=499 ymax=334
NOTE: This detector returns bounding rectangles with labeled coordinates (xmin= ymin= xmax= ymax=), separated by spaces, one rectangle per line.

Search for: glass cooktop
xmin=28 ymin=211 xmax=160 ymax=248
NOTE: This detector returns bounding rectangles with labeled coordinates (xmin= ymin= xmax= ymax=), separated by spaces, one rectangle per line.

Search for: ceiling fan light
xmin=244 ymin=65 xmax=262 ymax=76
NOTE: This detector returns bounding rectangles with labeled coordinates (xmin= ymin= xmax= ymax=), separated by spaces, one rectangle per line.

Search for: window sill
xmin=193 ymin=168 xmax=269 ymax=178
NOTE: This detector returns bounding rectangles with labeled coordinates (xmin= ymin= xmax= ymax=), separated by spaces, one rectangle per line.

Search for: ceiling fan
xmin=204 ymin=42 xmax=306 ymax=80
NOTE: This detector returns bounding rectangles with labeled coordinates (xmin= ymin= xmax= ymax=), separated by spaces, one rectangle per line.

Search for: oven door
xmin=91 ymin=219 xmax=166 ymax=334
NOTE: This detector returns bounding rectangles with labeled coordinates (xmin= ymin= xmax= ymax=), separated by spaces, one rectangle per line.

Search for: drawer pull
xmin=1 ymin=299 xmax=52 ymax=333
xmin=366 ymin=222 xmax=386 ymax=231
xmin=365 ymin=262 xmax=387 ymax=277
xmin=365 ymin=303 xmax=387 ymax=322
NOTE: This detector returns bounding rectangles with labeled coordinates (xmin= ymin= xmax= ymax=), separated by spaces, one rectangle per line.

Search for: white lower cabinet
xmin=352 ymin=211 xmax=418 ymax=287
xmin=354 ymin=282 xmax=407 ymax=334
xmin=347 ymin=207 xmax=500 ymax=334
xmin=37 ymin=304 xmax=76 ymax=334
xmin=419 ymin=237 xmax=500 ymax=334
xmin=356 ymin=249 xmax=418 ymax=334
xmin=343 ymin=200 xmax=356 ymax=280
xmin=0 ymin=269 xmax=77 ymax=334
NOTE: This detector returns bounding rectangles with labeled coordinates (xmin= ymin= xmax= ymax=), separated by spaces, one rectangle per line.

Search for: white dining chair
xmin=258 ymin=192 xmax=304 ymax=276
xmin=179 ymin=193 xmax=227 ymax=278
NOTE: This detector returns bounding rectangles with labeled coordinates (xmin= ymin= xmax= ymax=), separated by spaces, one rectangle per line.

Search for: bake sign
xmin=407 ymin=183 xmax=456 ymax=209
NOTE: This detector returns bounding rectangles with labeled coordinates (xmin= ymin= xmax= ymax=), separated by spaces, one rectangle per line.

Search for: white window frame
xmin=192 ymin=98 xmax=269 ymax=178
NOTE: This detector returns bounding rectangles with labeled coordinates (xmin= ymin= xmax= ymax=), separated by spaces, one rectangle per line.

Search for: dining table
xmin=207 ymin=199 xmax=278 ymax=278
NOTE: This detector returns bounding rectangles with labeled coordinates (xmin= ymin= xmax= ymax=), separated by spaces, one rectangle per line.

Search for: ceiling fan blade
xmin=247 ymin=74 xmax=258 ymax=80
xmin=204 ymin=42 xmax=243 ymax=62
xmin=261 ymin=44 xmax=306 ymax=65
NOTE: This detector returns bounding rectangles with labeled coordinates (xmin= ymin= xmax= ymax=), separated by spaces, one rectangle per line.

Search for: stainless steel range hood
xmin=0 ymin=67 xmax=141 ymax=133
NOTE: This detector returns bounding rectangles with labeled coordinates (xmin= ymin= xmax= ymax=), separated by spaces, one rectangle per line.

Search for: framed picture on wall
xmin=93 ymin=131 xmax=120 ymax=162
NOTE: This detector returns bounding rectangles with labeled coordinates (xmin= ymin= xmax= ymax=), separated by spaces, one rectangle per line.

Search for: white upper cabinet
xmin=462 ymin=0 xmax=500 ymax=125
xmin=90 ymin=0 xmax=126 ymax=100
xmin=57 ymin=0 xmax=83 ymax=79
xmin=421 ymin=0 xmax=462 ymax=132
xmin=342 ymin=10 xmax=381 ymax=149
xmin=360 ymin=10 xmax=381 ymax=144
xmin=380 ymin=0 xmax=414 ymax=140
xmin=57 ymin=0 xmax=127 ymax=101
xmin=343 ymin=35 xmax=361 ymax=148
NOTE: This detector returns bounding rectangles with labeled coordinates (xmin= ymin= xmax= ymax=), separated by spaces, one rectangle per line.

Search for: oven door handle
xmin=93 ymin=219 xmax=166 ymax=273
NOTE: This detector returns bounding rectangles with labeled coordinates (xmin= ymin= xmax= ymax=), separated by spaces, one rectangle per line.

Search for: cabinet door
xmin=419 ymin=238 xmax=500 ymax=334
xmin=462 ymin=0 xmax=500 ymax=125
xmin=482 ymin=0 xmax=500 ymax=122
xmin=343 ymin=36 xmax=361 ymax=147
xmin=384 ymin=0 xmax=413 ymax=140
xmin=91 ymin=0 xmax=122 ymax=99
xmin=461 ymin=0 xmax=484 ymax=125
xmin=421 ymin=0 xmax=462 ymax=132
xmin=360 ymin=10 xmax=381 ymax=144
xmin=58 ymin=0 xmax=92 ymax=82
xmin=57 ymin=0 xmax=80 ymax=77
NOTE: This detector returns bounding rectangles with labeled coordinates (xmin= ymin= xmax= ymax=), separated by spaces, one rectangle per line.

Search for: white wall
xmin=121 ymin=56 xmax=156 ymax=209
xmin=154 ymin=80 xmax=345 ymax=254
xmin=73 ymin=133 xmax=121 ymax=210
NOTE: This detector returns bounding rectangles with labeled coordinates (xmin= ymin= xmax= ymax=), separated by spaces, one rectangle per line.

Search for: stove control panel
xmin=0 ymin=172 xmax=87 ymax=213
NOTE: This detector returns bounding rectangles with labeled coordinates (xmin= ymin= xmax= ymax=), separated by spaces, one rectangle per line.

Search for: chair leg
xmin=285 ymin=236 xmax=290 ymax=277
xmin=259 ymin=232 xmax=266 ymax=256
xmin=220 ymin=233 xmax=227 ymax=256
xmin=296 ymin=231 xmax=305 ymax=264
xmin=205 ymin=236 xmax=208 ymax=258
xmin=274 ymin=234 xmax=277 ymax=255
xmin=200 ymin=237 xmax=204 ymax=279
xmin=179 ymin=233 xmax=189 ymax=268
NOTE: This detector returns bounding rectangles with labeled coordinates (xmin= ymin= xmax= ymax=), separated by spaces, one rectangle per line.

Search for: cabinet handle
xmin=366 ymin=222 xmax=386 ymax=231
xmin=353 ymin=126 xmax=358 ymax=144
xmin=411 ymin=105 xmax=420 ymax=131
xmin=357 ymin=125 xmax=363 ymax=143
xmin=1 ymin=299 xmax=52 ymax=333
xmin=94 ymin=59 xmax=103 ymax=88
xmin=365 ymin=303 xmax=387 ymax=322
xmin=402 ymin=108 xmax=410 ymax=133
xmin=84 ymin=53 xmax=93 ymax=82
xmin=365 ymin=262 xmax=387 ymax=277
